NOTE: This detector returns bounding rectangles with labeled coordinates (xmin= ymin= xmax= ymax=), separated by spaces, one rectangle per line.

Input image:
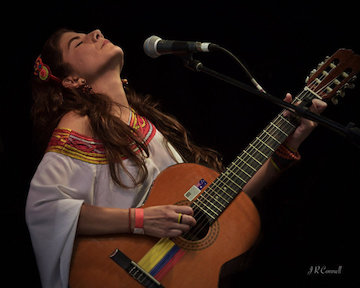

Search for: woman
xmin=26 ymin=29 xmax=326 ymax=287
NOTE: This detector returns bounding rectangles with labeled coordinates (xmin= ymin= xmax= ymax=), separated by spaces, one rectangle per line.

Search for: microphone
xmin=143 ymin=35 xmax=218 ymax=58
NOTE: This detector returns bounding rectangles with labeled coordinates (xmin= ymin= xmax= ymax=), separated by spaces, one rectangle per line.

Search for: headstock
xmin=305 ymin=48 xmax=360 ymax=104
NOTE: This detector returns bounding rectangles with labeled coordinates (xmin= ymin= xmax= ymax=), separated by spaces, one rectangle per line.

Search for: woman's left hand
xmin=283 ymin=93 xmax=327 ymax=151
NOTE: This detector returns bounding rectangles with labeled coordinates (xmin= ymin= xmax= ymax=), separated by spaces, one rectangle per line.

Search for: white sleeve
xmin=25 ymin=152 xmax=96 ymax=288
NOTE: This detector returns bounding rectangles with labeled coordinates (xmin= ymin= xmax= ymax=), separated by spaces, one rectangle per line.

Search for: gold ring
xmin=177 ymin=213 xmax=183 ymax=224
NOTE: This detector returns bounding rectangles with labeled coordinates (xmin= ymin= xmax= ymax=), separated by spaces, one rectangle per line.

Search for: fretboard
xmin=191 ymin=90 xmax=317 ymax=223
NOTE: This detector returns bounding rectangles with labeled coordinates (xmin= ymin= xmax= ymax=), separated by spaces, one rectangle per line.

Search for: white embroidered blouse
xmin=25 ymin=111 xmax=183 ymax=288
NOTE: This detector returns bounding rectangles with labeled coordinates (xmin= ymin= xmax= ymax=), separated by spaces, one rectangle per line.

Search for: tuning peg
xmin=350 ymin=75 xmax=357 ymax=82
xmin=317 ymin=61 xmax=325 ymax=68
xmin=305 ymin=69 xmax=317 ymax=83
xmin=344 ymin=83 xmax=356 ymax=90
xmin=331 ymin=96 xmax=339 ymax=105
xmin=336 ymin=89 xmax=345 ymax=97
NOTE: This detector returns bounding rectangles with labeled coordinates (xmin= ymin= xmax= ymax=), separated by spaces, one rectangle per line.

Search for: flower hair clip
xmin=34 ymin=55 xmax=61 ymax=83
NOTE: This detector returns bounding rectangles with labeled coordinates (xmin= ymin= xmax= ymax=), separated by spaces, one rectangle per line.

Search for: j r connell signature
xmin=307 ymin=265 xmax=343 ymax=275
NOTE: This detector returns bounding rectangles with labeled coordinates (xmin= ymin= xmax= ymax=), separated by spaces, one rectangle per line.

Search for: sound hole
xmin=182 ymin=208 xmax=210 ymax=241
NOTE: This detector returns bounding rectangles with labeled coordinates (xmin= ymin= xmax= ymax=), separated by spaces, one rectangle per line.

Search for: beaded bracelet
xmin=270 ymin=144 xmax=301 ymax=172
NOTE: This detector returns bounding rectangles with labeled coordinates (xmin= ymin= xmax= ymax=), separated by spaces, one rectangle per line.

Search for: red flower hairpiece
xmin=34 ymin=55 xmax=61 ymax=83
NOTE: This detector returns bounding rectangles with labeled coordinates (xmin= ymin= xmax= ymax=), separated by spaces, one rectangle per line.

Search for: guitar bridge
xmin=110 ymin=248 xmax=164 ymax=288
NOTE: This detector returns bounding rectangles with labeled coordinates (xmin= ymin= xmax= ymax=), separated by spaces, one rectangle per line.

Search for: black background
xmin=2 ymin=1 xmax=360 ymax=287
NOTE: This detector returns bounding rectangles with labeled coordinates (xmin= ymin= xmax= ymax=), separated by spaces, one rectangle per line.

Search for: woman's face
xmin=59 ymin=29 xmax=124 ymax=80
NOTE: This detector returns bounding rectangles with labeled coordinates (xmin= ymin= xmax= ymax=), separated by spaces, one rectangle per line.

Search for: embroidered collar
xmin=46 ymin=111 xmax=156 ymax=164
xmin=46 ymin=128 xmax=107 ymax=164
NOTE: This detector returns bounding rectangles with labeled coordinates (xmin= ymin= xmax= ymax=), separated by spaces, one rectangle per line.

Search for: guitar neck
xmin=192 ymin=89 xmax=317 ymax=223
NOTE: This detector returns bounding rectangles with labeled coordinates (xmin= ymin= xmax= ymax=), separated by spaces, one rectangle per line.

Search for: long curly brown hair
xmin=31 ymin=29 xmax=223 ymax=188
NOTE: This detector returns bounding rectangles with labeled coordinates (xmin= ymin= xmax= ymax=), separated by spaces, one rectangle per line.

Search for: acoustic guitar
xmin=69 ymin=49 xmax=360 ymax=287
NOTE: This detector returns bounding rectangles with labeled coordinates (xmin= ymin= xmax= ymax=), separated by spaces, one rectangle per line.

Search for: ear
xmin=61 ymin=75 xmax=86 ymax=89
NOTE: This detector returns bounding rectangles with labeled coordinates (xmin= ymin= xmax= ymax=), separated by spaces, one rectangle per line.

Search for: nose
xmin=89 ymin=29 xmax=104 ymax=42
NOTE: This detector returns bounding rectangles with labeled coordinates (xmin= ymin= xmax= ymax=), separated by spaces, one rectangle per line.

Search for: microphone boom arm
xmin=182 ymin=56 xmax=360 ymax=149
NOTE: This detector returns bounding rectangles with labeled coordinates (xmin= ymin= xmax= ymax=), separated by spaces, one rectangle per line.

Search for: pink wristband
xmin=133 ymin=208 xmax=144 ymax=234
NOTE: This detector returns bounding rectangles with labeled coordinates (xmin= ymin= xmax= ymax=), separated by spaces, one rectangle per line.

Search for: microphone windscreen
xmin=143 ymin=35 xmax=162 ymax=58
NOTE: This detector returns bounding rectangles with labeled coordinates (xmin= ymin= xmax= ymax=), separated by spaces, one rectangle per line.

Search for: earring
xmin=80 ymin=83 xmax=94 ymax=95
xmin=122 ymin=78 xmax=129 ymax=87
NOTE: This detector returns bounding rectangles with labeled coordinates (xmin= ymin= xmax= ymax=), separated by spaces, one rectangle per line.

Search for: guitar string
xmin=211 ymin=59 xmax=341 ymax=207
xmin=185 ymin=80 xmax=321 ymax=241
xmin=162 ymin=69 xmax=337 ymax=263
xmin=185 ymin=113 xmax=296 ymax=240
xmin=184 ymin=89 xmax=311 ymax=240
xmin=191 ymin=65 xmax=340 ymax=228
xmin=220 ymin=73 xmax=333 ymax=191
xmin=161 ymin=62 xmax=342 ymax=263
xmin=193 ymin=65 xmax=339 ymax=237
xmin=184 ymin=69 xmax=337 ymax=241
xmin=231 ymin=64 xmax=339 ymax=176
xmin=189 ymin=59 xmax=346 ymax=241
xmin=140 ymin=63 xmax=339 ymax=263
xmin=186 ymin=89 xmax=314 ymax=240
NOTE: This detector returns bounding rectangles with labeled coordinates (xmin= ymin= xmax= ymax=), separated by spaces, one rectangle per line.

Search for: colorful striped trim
xmin=128 ymin=108 xmax=156 ymax=147
xmin=46 ymin=110 xmax=157 ymax=164
xmin=138 ymin=238 xmax=185 ymax=281
xmin=46 ymin=128 xmax=107 ymax=164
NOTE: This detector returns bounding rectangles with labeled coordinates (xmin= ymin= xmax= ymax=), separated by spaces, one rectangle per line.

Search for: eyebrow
xmin=67 ymin=36 xmax=80 ymax=50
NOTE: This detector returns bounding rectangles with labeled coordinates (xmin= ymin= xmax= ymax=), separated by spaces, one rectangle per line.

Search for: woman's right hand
xmin=142 ymin=205 xmax=196 ymax=238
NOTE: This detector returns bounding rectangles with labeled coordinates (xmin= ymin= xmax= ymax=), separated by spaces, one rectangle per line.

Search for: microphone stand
xmin=182 ymin=56 xmax=360 ymax=149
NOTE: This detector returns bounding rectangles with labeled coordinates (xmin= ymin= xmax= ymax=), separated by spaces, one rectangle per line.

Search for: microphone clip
xmin=181 ymin=54 xmax=203 ymax=72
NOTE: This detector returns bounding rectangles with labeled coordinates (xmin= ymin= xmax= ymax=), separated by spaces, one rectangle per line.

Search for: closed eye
xmin=75 ymin=41 xmax=83 ymax=48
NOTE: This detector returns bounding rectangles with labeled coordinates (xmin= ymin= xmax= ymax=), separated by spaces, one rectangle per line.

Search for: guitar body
xmin=69 ymin=163 xmax=261 ymax=287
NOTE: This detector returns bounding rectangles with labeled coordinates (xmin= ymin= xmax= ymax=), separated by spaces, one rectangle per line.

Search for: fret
xmin=271 ymin=119 xmax=294 ymax=140
xmin=220 ymin=175 xmax=244 ymax=193
xmin=277 ymin=115 xmax=297 ymax=131
xmin=218 ymin=178 xmax=238 ymax=196
xmin=207 ymin=188 xmax=227 ymax=208
xmin=242 ymin=150 xmax=262 ymax=166
xmin=211 ymin=182 xmax=234 ymax=199
xmin=269 ymin=121 xmax=288 ymax=136
xmin=256 ymin=133 xmax=280 ymax=151
xmin=230 ymin=160 xmax=255 ymax=177
xmin=234 ymin=158 xmax=257 ymax=172
xmin=198 ymin=194 xmax=222 ymax=213
xmin=278 ymin=114 xmax=296 ymax=128
xmin=272 ymin=120 xmax=292 ymax=135
xmin=191 ymin=91 xmax=314 ymax=224
xmin=263 ymin=129 xmax=282 ymax=144
xmin=209 ymin=180 xmax=235 ymax=200
xmin=221 ymin=169 xmax=246 ymax=189
xmin=248 ymin=143 xmax=268 ymax=159
xmin=235 ymin=155 xmax=261 ymax=174
xmin=203 ymin=184 xmax=230 ymax=205
xmin=198 ymin=195 xmax=221 ymax=216
xmin=214 ymin=194 xmax=228 ymax=207
xmin=255 ymin=136 xmax=275 ymax=152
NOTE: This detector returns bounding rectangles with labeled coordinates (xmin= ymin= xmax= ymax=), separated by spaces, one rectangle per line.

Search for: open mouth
xmin=102 ymin=40 xmax=110 ymax=48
